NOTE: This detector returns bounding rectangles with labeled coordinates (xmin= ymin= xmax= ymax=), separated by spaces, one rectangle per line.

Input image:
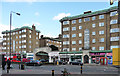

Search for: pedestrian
xmin=2 ymin=58 xmax=6 ymax=70
xmin=7 ymin=59 xmax=11 ymax=73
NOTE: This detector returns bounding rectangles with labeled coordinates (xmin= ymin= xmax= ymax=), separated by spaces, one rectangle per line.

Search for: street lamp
xmin=10 ymin=11 xmax=20 ymax=59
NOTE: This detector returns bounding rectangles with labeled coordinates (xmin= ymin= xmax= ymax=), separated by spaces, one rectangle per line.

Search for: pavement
xmin=1 ymin=64 xmax=119 ymax=75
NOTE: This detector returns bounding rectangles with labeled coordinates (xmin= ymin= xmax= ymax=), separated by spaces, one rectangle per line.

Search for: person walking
xmin=7 ymin=59 xmax=11 ymax=73
xmin=2 ymin=58 xmax=6 ymax=70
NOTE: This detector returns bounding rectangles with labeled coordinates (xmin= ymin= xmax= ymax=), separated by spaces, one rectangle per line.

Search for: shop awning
xmin=36 ymin=53 xmax=48 ymax=56
xmin=90 ymin=50 xmax=112 ymax=53
xmin=59 ymin=51 xmax=83 ymax=54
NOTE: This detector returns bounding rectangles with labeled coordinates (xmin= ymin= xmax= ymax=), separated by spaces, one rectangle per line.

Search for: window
xmin=3 ymin=38 xmax=6 ymax=40
xmin=92 ymin=32 xmax=96 ymax=35
xmin=99 ymin=38 xmax=104 ymax=42
xmin=99 ymin=22 xmax=104 ymax=27
xmin=16 ymin=32 xmax=18 ymax=34
xmin=22 ymin=45 xmax=26 ymax=48
xmin=22 ymin=29 xmax=26 ymax=32
xmin=92 ymin=24 xmax=96 ymax=28
xmin=92 ymin=39 xmax=96 ymax=43
xmin=72 ymin=27 xmax=76 ymax=31
xmin=99 ymin=30 xmax=104 ymax=35
xmin=110 ymin=11 xmax=117 ymax=16
xmin=72 ymin=20 xmax=76 ymax=24
xmin=84 ymin=17 xmax=90 ymax=22
xmin=16 ymin=36 xmax=18 ymax=39
xmin=79 ymin=19 xmax=82 ymax=23
xmin=36 ymin=42 xmax=39 ymax=44
xmin=92 ymin=16 xmax=96 ymax=20
xmin=36 ymin=37 xmax=38 ymax=39
xmin=29 ymin=30 xmax=32 ymax=33
xmin=99 ymin=15 xmax=104 ymax=19
xmin=8 ymin=47 xmax=9 ymax=49
xmin=16 ymin=41 xmax=18 ymax=44
xmin=7 ymin=38 xmax=9 ymax=40
xmin=29 ymin=35 xmax=31 ymax=38
xmin=29 ymin=46 xmax=31 ymax=48
xmin=79 ymin=26 xmax=82 ymax=29
xmin=79 ymin=48 xmax=82 ymax=51
xmin=63 ymin=34 xmax=69 ymax=38
xmin=19 ymin=41 xmax=21 ymax=44
xmin=22 ymin=35 xmax=26 ymax=37
xmin=22 ymin=40 xmax=26 ymax=43
xmin=63 ymin=48 xmax=69 ymax=51
xmin=19 ymin=46 xmax=21 ymax=49
xmin=19 ymin=36 xmax=21 ymax=38
xmin=13 ymin=32 xmax=15 ymax=35
xmin=110 ymin=19 xmax=117 ymax=24
xmin=99 ymin=47 xmax=104 ymax=50
xmin=19 ymin=31 xmax=21 ymax=34
xmin=8 ymin=42 xmax=9 ymax=45
xmin=63 ymin=21 xmax=69 ymax=25
xmin=72 ymin=34 xmax=76 ymax=38
xmin=79 ymin=40 xmax=82 ymax=44
xmin=92 ymin=47 xmax=96 ymax=50
xmin=110 ymin=28 xmax=120 ymax=33
xmin=72 ymin=41 xmax=76 ymax=44
xmin=72 ymin=48 xmax=76 ymax=51
xmin=3 ymin=42 xmax=6 ymax=45
xmin=79 ymin=33 xmax=82 ymax=37
xmin=63 ymin=27 xmax=69 ymax=31
xmin=110 ymin=37 xmax=119 ymax=41
xmin=110 ymin=45 xmax=119 ymax=50
xmin=16 ymin=46 xmax=18 ymax=49
xmin=63 ymin=41 xmax=69 ymax=45
xmin=36 ymin=33 xmax=38 ymax=35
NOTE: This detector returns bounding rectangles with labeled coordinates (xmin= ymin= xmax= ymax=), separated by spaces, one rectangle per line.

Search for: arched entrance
xmin=36 ymin=51 xmax=49 ymax=60
xmin=84 ymin=55 xmax=89 ymax=64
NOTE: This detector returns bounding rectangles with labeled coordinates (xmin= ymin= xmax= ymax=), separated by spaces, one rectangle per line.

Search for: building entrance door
xmin=84 ymin=55 xmax=89 ymax=64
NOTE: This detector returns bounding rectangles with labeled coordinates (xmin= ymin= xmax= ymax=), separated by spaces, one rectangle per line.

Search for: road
xmin=1 ymin=64 xmax=119 ymax=75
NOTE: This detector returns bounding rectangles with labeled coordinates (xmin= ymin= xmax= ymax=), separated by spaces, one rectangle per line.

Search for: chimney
xmin=84 ymin=11 xmax=91 ymax=14
xmin=32 ymin=24 xmax=35 ymax=30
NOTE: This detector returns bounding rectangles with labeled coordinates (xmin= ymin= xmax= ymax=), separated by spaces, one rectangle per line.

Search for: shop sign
xmin=106 ymin=53 xmax=112 ymax=56
xmin=90 ymin=53 xmax=105 ymax=56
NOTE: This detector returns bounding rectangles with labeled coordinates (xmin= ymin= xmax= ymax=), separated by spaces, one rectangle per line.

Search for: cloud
xmin=41 ymin=33 xmax=57 ymax=38
xmin=53 ymin=13 xmax=71 ymax=20
xmin=35 ymin=12 xmax=39 ymax=16
xmin=0 ymin=24 xmax=15 ymax=38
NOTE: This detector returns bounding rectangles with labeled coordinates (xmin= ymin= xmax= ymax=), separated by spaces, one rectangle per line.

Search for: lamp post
xmin=10 ymin=11 xmax=20 ymax=59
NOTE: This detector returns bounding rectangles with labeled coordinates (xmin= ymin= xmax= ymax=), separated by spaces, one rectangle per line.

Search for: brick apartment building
xmin=39 ymin=35 xmax=62 ymax=51
xmin=60 ymin=6 xmax=120 ymax=52
xmin=2 ymin=25 xmax=40 ymax=54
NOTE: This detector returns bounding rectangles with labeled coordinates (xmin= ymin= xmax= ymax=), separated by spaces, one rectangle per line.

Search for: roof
xmin=90 ymin=50 xmax=112 ymax=53
xmin=2 ymin=26 xmax=40 ymax=34
xmin=42 ymin=37 xmax=62 ymax=42
xmin=60 ymin=6 xmax=117 ymax=21
xmin=59 ymin=51 xmax=83 ymax=54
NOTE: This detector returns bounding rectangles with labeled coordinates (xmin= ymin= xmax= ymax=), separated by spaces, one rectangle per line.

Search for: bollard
xmin=19 ymin=64 xmax=20 ymax=69
xmin=52 ymin=70 xmax=54 ymax=76
xmin=21 ymin=64 xmax=24 ymax=70
xmin=57 ymin=61 xmax=59 ymax=65
xmin=80 ymin=63 xmax=83 ymax=74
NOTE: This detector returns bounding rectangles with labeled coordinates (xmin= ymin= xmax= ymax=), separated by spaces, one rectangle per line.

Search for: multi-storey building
xmin=60 ymin=6 xmax=120 ymax=52
xmin=2 ymin=25 xmax=40 ymax=54
xmin=39 ymin=35 xmax=62 ymax=51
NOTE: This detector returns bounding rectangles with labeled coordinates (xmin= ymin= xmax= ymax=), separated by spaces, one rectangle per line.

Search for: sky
xmin=0 ymin=0 xmax=118 ymax=39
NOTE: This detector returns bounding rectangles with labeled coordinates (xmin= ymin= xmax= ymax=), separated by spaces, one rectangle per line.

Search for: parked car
xmin=69 ymin=60 xmax=81 ymax=65
xmin=40 ymin=59 xmax=48 ymax=63
xmin=55 ymin=60 xmax=67 ymax=65
xmin=25 ymin=60 xmax=42 ymax=66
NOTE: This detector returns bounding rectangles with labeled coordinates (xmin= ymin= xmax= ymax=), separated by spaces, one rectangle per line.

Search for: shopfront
xmin=106 ymin=53 xmax=112 ymax=64
xmin=90 ymin=53 xmax=106 ymax=64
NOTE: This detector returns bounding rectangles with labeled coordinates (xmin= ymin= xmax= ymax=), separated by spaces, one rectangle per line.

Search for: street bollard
xmin=57 ymin=61 xmax=59 ymax=65
xmin=80 ymin=63 xmax=83 ymax=74
xmin=19 ymin=64 xmax=20 ymax=69
xmin=21 ymin=64 xmax=24 ymax=70
xmin=52 ymin=70 xmax=54 ymax=76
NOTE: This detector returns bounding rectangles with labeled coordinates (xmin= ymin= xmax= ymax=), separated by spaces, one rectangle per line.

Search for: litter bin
xmin=21 ymin=64 xmax=24 ymax=70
